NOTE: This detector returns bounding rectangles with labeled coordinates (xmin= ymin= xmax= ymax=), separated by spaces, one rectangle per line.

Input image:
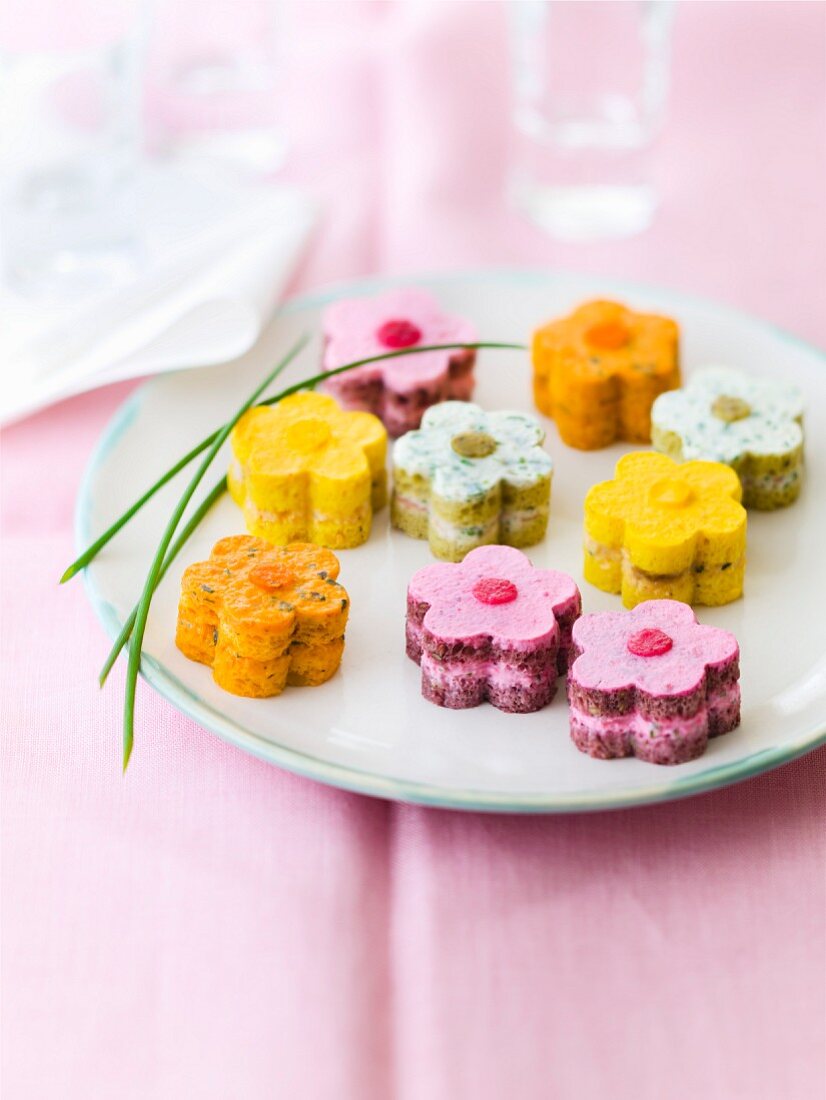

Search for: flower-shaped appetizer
xmin=406 ymin=545 xmax=581 ymax=713
xmin=229 ymin=392 xmax=387 ymax=550
xmin=584 ymin=452 xmax=747 ymax=608
xmin=392 ymin=401 xmax=553 ymax=562
xmin=532 ymin=299 xmax=680 ymax=449
xmin=568 ymin=599 xmax=740 ymax=764
xmin=322 ymin=287 xmax=477 ymax=436
xmin=651 ymin=366 xmax=804 ymax=510
xmin=176 ymin=536 xmax=350 ymax=698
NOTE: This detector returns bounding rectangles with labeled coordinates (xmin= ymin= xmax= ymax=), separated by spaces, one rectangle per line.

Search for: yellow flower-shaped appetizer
xmin=229 ymin=392 xmax=387 ymax=549
xmin=583 ymin=452 xmax=747 ymax=608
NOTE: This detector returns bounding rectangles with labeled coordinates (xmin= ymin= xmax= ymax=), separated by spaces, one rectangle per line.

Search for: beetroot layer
xmin=324 ymin=349 xmax=477 ymax=436
xmin=568 ymin=682 xmax=740 ymax=765
xmin=407 ymin=591 xmax=579 ymax=677
xmin=570 ymin=715 xmax=709 ymax=765
xmin=421 ymin=659 xmax=557 ymax=714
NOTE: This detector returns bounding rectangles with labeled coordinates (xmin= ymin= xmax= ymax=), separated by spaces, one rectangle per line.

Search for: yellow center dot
xmin=285 ymin=418 xmax=333 ymax=452
xmin=584 ymin=320 xmax=630 ymax=351
xmin=648 ymin=476 xmax=695 ymax=509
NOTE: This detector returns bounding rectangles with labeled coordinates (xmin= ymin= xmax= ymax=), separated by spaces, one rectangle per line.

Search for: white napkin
xmin=0 ymin=166 xmax=316 ymax=426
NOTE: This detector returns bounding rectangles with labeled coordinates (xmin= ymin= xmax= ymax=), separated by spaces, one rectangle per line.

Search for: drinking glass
xmin=508 ymin=0 xmax=675 ymax=240
xmin=151 ymin=0 xmax=287 ymax=178
xmin=0 ymin=1 xmax=146 ymax=295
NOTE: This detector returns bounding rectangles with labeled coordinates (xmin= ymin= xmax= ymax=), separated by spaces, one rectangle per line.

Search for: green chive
xmin=60 ymin=434 xmax=219 ymax=584
xmin=121 ymin=334 xmax=310 ymax=771
xmin=60 ymin=341 xmax=526 ymax=582
xmin=98 ymin=474 xmax=228 ymax=688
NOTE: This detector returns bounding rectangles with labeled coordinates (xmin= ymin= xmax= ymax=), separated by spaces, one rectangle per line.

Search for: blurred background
xmin=3 ymin=7 xmax=826 ymax=1099
xmin=1 ymin=0 xmax=824 ymax=420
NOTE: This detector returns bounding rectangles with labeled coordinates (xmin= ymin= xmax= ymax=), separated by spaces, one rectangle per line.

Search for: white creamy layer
xmin=652 ymin=366 xmax=804 ymax=463
xmin=426 ymin=506 xmax=545 ymax=542
xmin=421 ymin=652 xmax=553 ymax=690
xmin=392 ymin=402 xmax=552 ymax=501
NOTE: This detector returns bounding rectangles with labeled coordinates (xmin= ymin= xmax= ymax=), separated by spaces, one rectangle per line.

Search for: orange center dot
xmin=249 ymin=563 xmax=296 ymax=591
xmin=584 ymin=320 xmax=630 ymax=351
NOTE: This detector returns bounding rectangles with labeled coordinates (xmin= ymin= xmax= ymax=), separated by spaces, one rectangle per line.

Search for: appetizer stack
xmin=163 ymin=286 xmax=804 ymax=766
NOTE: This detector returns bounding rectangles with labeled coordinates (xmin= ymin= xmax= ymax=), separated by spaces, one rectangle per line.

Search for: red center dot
xmin=627 ymin=628 xmax=673 ymax=658
xmin=472 ymin=577 xmax=518 ymax=605
xmin=376 ymin=319 xmax=422 ymax=349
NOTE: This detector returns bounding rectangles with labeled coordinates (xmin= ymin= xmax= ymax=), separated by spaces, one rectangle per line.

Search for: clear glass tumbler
xmin=151 ymin=0 xmax=287 ymax=178
xmin=0 ymin=2 xmax=146 ymax=295
xmin=508 ymin=0 xmax=675 ymax=240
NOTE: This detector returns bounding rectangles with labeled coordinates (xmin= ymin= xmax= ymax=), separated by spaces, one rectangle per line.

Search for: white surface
xmin=0 ymin=166 xmax=316 ymax=425
xmin=78 ymin=271 xmax=826 ymax=810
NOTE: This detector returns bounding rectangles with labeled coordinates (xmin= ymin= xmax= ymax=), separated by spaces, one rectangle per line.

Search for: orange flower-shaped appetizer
xmin=532 ymin=300 xmax=680 ymax=449
xmin=229 ymin=392 xmax=387 ymax=549
xmin=584 ymin=452 xmax=747 ymax=608
xmin=176 ymin=536 xmax=350 ymax=697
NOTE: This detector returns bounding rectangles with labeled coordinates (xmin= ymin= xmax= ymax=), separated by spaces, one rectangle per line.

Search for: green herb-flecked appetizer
xmin=651 ymin=366 xmax=804 ymax=510
xmin=391 ymin=401 xmax=553 ymax=562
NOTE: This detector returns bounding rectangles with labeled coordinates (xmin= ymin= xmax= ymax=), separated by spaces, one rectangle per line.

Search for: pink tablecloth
xmin=3 ymin=4 xmax=825 ymax=1097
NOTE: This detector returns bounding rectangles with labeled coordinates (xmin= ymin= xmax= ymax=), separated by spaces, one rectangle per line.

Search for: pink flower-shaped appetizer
xmin=406 ymin=545 xmax=581 ymax=713
xmin=568 ymin=599 xmax=740 ymax=765
xmin=322 ymin=287 xmax=477 ymax=436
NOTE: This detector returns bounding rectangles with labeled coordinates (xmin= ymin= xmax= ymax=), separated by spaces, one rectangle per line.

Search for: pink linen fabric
xmin=2 ymin=4 xmax=825 ymax=1099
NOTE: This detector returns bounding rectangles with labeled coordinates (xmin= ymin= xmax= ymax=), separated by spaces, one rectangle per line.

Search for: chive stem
xmin=61 ymin=341 xmax=527 ymax=583
xmin=98 ymin=474 xmax=227 ymax=688
xmin=121 ymin=334 xmax=309 ymax=771
xmin=60 ymin=433 xmax=218 ymax=584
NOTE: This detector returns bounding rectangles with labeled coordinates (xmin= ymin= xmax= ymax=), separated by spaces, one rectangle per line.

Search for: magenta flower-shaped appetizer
xmin=406 ymin=545 xmax=581 ymax=713
xmin=322 ymin=287 xmax=477 ymax=437
xmin=568 ymin=599 xmax=740 ymax=765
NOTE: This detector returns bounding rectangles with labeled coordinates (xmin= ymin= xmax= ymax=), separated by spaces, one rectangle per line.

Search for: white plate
xmin=77 ymin=270 xmax=826 ymax=812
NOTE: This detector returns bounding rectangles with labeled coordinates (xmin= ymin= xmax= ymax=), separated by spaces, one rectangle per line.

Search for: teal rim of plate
xmin=75 ymin=269 xmax=826 ymax=813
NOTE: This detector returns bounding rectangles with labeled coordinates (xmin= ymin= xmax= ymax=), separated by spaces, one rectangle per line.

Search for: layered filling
xmin=583 ymin=534 xmax=745 ymax=607
xmin=230 ymin=457 xmax=384 ymax=549
xmin=622 ymin=550 xmax=746 ymax=587
xmin=570 ymin=682 xmax=740 ymax=734
xmin=406 ymin=610 xmax=561 ymax=664
xmin=406 ymin=587 xmax=574 ymax=712
xmin=421 ymin=652 xmax=554 ymax=691
xmin=391 ymin=492 xmax=549 ymax=559
xmin=325 ymin=350 xmax=476 ymax=435
xmin=210 ymin=636 xmax=344 ymax=697
xmin=418 ymin=650 xmax=557 ymax=713
xmin=570 ymin=705 xmax=707 ymax=741
xmin=741 ymin=467 xmax=801 ymax=494
xmin=568 ymin=681 xmax=740 ymax=762
xmin=740 ymin=464 xmax=802 ymax=509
